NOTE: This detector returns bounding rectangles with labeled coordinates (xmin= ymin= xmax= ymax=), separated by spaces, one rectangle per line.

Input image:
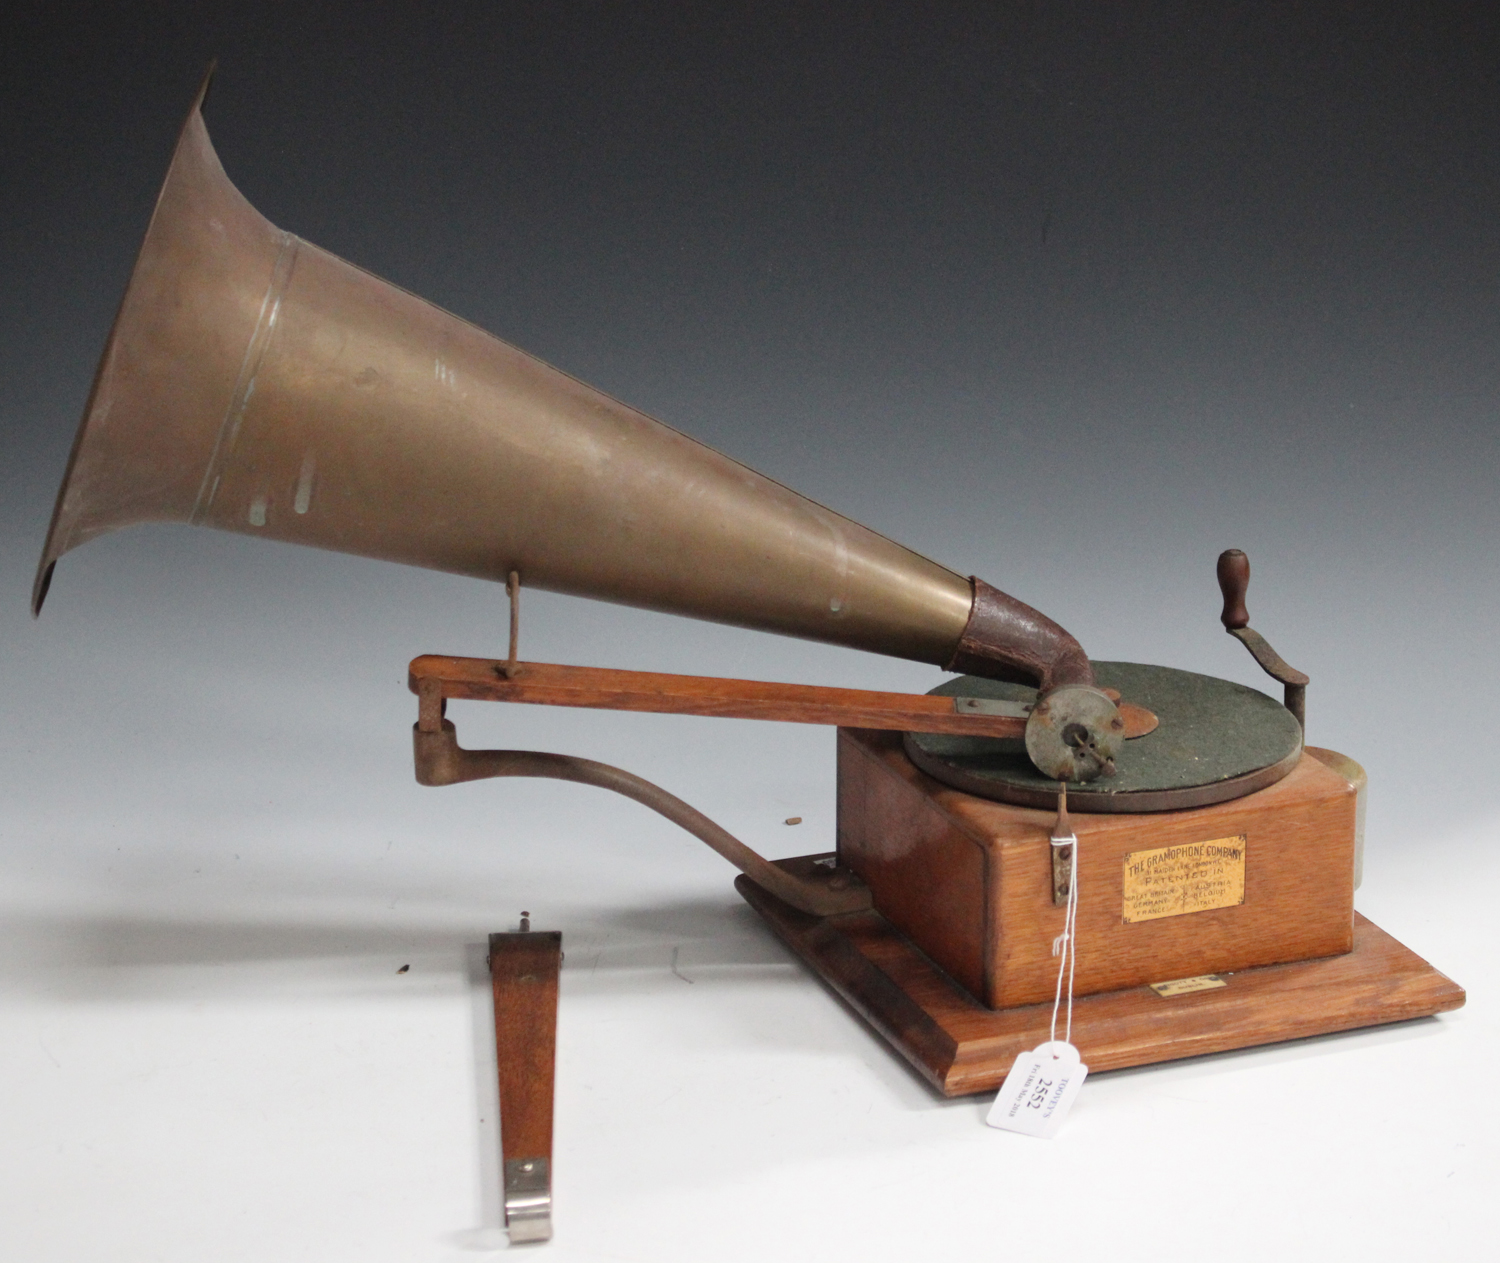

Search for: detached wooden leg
xmin=489 ymin=924 xmax=562 ymax=1245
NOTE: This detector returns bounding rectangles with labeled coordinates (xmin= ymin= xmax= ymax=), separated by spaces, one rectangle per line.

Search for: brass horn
xmin=35 ymin=73 xmax=1120 ymax=781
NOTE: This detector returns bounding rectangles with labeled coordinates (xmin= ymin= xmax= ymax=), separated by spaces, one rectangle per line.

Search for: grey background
xmin=2 ymin=4 xmax=1495 ymax=1259
xmin=6 ymin=2 xmax=1496 ymax=846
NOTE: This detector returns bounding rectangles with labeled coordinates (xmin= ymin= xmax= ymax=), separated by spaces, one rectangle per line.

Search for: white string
xmin=1049 ymin=834 xmax=1079 ymax=1050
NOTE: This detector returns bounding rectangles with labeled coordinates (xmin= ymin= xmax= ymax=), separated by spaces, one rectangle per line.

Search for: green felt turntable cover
xmin=905 ymin=662 xmax=1303 ymax=813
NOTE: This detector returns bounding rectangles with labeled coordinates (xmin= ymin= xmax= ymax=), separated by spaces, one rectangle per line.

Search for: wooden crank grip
xmin=1217 ymin=549 xmax=1251 ymax=630
xmin=490 ymin=929 xmax=562 ymax=1244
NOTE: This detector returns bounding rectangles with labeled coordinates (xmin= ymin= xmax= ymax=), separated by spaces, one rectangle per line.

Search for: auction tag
xmin=985 ymin=1041 xmax=1088 ymax=1138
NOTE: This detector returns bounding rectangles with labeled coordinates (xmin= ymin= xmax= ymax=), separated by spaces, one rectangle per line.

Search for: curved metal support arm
xmin=413 ymin=720 xmax=872 ymax=917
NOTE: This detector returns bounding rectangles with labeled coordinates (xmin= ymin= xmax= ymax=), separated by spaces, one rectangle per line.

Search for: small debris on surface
xmin=784 ymin=816 xmax=803 ymax=825
xmin=397 ymin=964 xmax=410 ymax=974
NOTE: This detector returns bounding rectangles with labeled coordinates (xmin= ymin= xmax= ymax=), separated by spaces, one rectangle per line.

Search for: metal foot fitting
xmin=504 ymin=1156 xmax=552 ymax=1244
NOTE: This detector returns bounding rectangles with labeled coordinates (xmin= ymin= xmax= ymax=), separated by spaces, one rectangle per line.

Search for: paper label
xmin=1122 ymin=835 xmax=1246 ymax=923
xmin=1148 ymin=974 xmax=1228 ymax=997
xmin=985 ymin=1042 xmax=1088 ymax=1138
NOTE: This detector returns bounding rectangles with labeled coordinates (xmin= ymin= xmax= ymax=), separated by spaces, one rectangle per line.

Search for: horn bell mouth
xmin=32 ymin=64 xmax=226 ymax=617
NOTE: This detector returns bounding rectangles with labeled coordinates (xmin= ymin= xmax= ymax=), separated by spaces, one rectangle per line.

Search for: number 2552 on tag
xmin=985 ymin=1041 xmax=1088 ymax=1139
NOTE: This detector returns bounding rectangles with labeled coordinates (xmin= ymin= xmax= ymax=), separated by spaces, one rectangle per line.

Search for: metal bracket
xmin=1050 ymin=785 xmax=1077 ymax=906
xmin=952 ymin=695 xmax=1032 ymax=719
xmin=503 ymin=1157 xmax=552 ymax=1245
xmin=1050 ymin=834 xmax=1074 ymax=906
xmin=1051 ymin=837 xmax=1075 ymax=905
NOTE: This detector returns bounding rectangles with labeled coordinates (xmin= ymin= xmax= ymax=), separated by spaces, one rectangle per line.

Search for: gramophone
xmin=36 ymin=71 xmax=1461 ymax=1229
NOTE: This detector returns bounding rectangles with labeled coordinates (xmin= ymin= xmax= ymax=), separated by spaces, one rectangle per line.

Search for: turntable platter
xmin=906 ymin=662 xmax=1303 ymax=813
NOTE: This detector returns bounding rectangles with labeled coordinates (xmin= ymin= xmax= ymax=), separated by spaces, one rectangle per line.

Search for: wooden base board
xmin=736 ymin=860 xmax=1465 ymax=1097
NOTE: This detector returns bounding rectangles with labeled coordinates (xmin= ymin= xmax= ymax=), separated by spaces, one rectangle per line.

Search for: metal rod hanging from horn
xmin=32 ymin=69 xmax=1121 ymax=781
